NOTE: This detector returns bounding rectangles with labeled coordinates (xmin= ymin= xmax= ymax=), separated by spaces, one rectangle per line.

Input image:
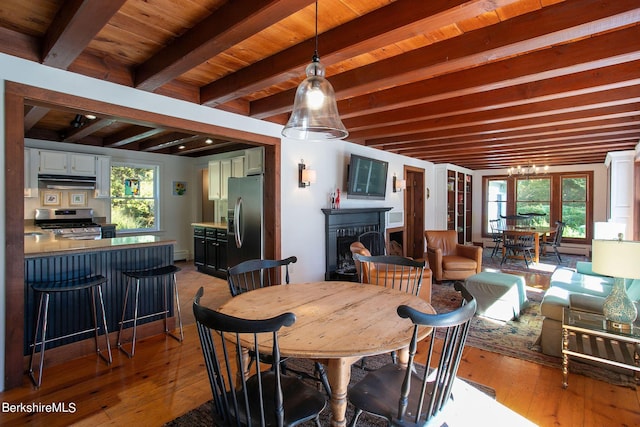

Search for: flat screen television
xmin=347 ymin=154 xmax=388 ymax=200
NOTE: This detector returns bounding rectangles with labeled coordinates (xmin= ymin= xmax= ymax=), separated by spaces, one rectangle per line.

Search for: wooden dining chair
xmin=500 ymin=231 xmax=535 ymax=268
xmin=193 ymin=287 xmax=326 ymax=427
xmin=352 ymin=253 xmax=426 ymax=366
xmin=347 ymin=282 xmax=477 ymax=427
xmin=227 ymin=256 xmax=332 ymax=396
xmin=227 ymin=256 xmax=297 ymax=297
xmin=352 ymin=253 xmax=425 ymax=296
xmin=540 ymin=221 xmax=565 ymax=263
xmin=357 ymin=230 xmax=387 ymax=256
xmin=488 ymin=219 xmax=503 ymax=257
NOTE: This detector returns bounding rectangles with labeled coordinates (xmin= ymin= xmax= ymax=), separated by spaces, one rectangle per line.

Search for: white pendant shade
xmin=282 ymin=59 xmax=348 ymax=140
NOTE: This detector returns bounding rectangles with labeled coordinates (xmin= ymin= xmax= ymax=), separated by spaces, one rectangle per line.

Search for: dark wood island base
xmin=22 ymin=235 xmax=177 ymax=375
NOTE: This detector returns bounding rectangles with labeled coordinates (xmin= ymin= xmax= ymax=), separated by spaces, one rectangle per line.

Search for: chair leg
xmin=349 ymin=408 xmax=363 ymax=427
xmin=555 ymin=248 xmax=562 ymax=263
xmin=314 ymin=362 xmax=332 ymax=397
xmin=118 ymin=277 xmax=140 ymax=358
xmin=166 ymin=272 xmax=184 ymax=342
xmin=95 ymin=286 xmax=113 ymax=364
xmin=28 ymin=292 xmax=49 ymax=388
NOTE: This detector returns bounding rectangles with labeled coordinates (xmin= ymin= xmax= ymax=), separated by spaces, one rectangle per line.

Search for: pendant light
xmin=281 ymin=1 xmax=348 ymax=140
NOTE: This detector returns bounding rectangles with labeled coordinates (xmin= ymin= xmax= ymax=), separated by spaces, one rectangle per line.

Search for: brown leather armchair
xmin=424 ymin=230 xmax=482 ymax=282
xmin=350 ymin=241 xmax=433 ymax=302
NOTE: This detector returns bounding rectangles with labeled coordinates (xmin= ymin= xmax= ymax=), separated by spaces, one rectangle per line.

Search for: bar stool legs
xmin=117 ymin=265 xmax=183 ymax=358
xmin=28 ymin=275 xmax=112 ymax=388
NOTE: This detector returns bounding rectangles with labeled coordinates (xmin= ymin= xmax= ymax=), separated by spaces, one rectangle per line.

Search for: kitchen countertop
xmin=25 ymin=232 xmax=176 ymax=258
xmin=191 ymin=222 xmax=227 ymax=229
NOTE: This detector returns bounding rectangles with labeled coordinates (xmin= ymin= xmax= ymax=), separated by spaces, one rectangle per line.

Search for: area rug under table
xmin=165 ymin=355 xmax=497 ymax=427
xmin=431 ymin=281 xmax=637 ymax=389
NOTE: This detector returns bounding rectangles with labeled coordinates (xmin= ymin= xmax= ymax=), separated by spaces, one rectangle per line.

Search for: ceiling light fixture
xmin=508 ymin=162 xmax=549 ymax=179
xmin=205 ymin=138 xmax=213 ymax=144
xmin=281 ymin=1 xmax=347 ymax=141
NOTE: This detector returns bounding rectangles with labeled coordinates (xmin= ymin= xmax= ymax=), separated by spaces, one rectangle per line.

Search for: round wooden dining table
xmin=217 ymin=280 xmax=435 ymax=427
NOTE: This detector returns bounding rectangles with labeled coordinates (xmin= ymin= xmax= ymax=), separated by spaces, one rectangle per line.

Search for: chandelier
xmin=508 ymin=163 xmax=549 ymax=178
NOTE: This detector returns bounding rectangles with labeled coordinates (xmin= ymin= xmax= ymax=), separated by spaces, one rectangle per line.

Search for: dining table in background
xmin=217 ymin=280 xmax=435 ymax=427
xmin=498 ymin=225 xmax=553 ymax=263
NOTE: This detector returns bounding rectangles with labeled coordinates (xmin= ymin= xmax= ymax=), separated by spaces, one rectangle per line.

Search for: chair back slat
xmin=227 ymin=256 xmax=297 ymax=297
xmin=396 ymin=282 xmax=476 ymax=424
xmin=195 ymin=287 xmax=319 ymax=427
xmin=358 ymin=231 xmax=387 ymax=256
xmin=352 ymin=253 xmax=425 ymax=296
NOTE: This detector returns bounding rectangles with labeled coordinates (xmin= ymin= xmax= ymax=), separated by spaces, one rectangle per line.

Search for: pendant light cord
xmin=313 ymin=1 xmax=319 ymax=63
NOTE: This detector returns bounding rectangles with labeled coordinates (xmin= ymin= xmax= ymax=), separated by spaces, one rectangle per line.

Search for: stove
xmin=35 ymin=208 xmax=102 ymax=240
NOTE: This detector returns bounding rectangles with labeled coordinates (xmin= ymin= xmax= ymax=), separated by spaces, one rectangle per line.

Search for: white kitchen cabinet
xmin=24 ymin=148 xmax=39 ymax=198
xmin=208 ymin=160 xmax=221 ymax=200
xmin=245 ymin=148 xmax=263 ymax=175
xmin=94 ymin=155 xmax=111 ymax=198
xmin=219 ymin=159 xmax=232 ymax=200
xmin=209 ymin=157 xmax=242 ymax=200
xmin=39 ymin=150 xmax=96 ymax=176
xmin=231 ymin=156 xmax=245 ymax=178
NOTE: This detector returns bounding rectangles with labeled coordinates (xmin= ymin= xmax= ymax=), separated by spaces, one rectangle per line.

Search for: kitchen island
xmin=24 ymin=233 xmax=177 ymax=357
xmin=191 ymin=222 xmax=227 ymax=278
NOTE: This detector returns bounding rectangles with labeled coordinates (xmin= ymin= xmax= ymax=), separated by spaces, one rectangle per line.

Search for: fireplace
xmin=322 ymin=207 xmax=392 ymax=280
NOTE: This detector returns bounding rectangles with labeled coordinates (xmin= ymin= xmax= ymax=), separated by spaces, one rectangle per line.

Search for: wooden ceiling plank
xmin=0 ymin=26 xmax=40 ymax=62
xmin=135 ymin=0 xmax=314 ymax=91
xmin=345 ymin=60 xmax=640 ymax=132
xmin=251 ymin=0 xmax=640 ymax=118
xmin=364 ymin=105 xmax=640 ymax=146
xmin=253 ymin=23 xmax=640 ymax=119
xmin=42 ymin=0 xmax=127 ymax=68
xmin=350 ymin=86 xmax=640 ymax=142
xmin=200 ymin=0 xmax=518 ymax=106
xmin=383 ymin=123 xmax=640 ymax=153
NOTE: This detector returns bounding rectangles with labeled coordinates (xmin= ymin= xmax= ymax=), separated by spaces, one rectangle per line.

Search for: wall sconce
xmin=392 ymin=174 xmax=406 ymax=192
xmin=298 ymin=160 xmax=317 ymax=188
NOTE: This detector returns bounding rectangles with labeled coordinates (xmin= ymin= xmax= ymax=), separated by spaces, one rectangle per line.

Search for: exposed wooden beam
xmin=250 ymin=0 xmax=640 ymax=118
xmin=140 ymin=133 xmax=203 ymax=152
xmin=42 ymin=0 xmax=127 ymax=68
xmin=24 ymin=106 xmax=50 ymax=131
xmin=201 ymin=0 xmax=520 ymax=106
xmin=103 ymin=126 xmax=166 ymax=148
xmin=62 ymin=118 xmax=116 ymax=142
xmin=135 ymin=0 xmax=314 ymax=91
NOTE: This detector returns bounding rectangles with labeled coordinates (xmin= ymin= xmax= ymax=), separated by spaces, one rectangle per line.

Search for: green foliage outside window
xmin=111 ymin=165 xmax=157 ymax=231
xmin=561 ymin=177 xmax=587 ymax=238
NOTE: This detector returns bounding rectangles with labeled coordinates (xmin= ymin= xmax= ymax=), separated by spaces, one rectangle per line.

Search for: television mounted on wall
xmin=347 ymin=153 xmax=388 ymax=200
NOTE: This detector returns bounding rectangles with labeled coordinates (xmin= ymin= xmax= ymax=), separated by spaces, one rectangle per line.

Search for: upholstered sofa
xmin=538 ymin=262 xmax=640 ymax=357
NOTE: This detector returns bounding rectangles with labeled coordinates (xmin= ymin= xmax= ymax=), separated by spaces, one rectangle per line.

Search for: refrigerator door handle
xmin=234 ymin=197 xmax=243 ymax=248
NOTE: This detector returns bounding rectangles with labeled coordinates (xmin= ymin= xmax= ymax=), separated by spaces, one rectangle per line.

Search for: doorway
xmin=403 ymin=166 xmax=425 ymax=259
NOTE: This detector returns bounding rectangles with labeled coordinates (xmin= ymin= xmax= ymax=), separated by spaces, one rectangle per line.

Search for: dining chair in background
xmin=192 ymin=287 xmax=326 ymax=427
xmin=352 ymin=253 xmax=426 ymax=366
xmin=500 ymin=232 xmax=535 ymax=268
xmin=488 ymin=219 xmax=503 ymax=258
xmin=540 ymin=220 xmax=565 ymax=263
xmin=226 ymin=256 xmax=332 ymax=396
xmin=357 ymin=230 xmax=387 ymax=256
xmin=347 ymin=282 xmax=477 ymax=426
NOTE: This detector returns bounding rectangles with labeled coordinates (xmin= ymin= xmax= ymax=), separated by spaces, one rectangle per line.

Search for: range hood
xmin=38 ymin=174 xmax=96 ymax=190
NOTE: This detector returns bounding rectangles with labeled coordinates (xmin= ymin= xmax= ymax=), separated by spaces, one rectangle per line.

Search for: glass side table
xmin=562 ymin=308 xmax=640 ymax=388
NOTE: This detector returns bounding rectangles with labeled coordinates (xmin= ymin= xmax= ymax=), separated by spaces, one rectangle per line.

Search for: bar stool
xmin=28 ymin=275 xmax=112 ymax=388
xmin=117 ymin=265 xmax=183 ymax=357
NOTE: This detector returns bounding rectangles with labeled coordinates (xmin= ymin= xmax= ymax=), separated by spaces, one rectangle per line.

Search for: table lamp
xmin=591 ymin=238 xmax=640 ymax=331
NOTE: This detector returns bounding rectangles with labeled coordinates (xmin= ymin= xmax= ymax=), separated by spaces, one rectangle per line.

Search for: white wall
xmin=280 ymin=138 xmax=435 ymax=283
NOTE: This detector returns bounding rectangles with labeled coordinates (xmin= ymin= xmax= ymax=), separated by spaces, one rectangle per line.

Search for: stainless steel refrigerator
xmin=227 ymin=175 xmax=263 ymax=268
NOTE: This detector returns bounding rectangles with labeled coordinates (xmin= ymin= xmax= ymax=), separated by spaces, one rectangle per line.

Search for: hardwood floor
xmin=1 ymin=261 xmax=638 ymax=426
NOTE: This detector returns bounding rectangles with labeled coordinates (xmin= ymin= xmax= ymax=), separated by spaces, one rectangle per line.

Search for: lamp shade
xmin=591 ymin=239 xmax=640 ymax=279
xmin=282 ymin=59 xmax=348 ymax=140
xmin=301 ymin=168 xmax=316 ymax=184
